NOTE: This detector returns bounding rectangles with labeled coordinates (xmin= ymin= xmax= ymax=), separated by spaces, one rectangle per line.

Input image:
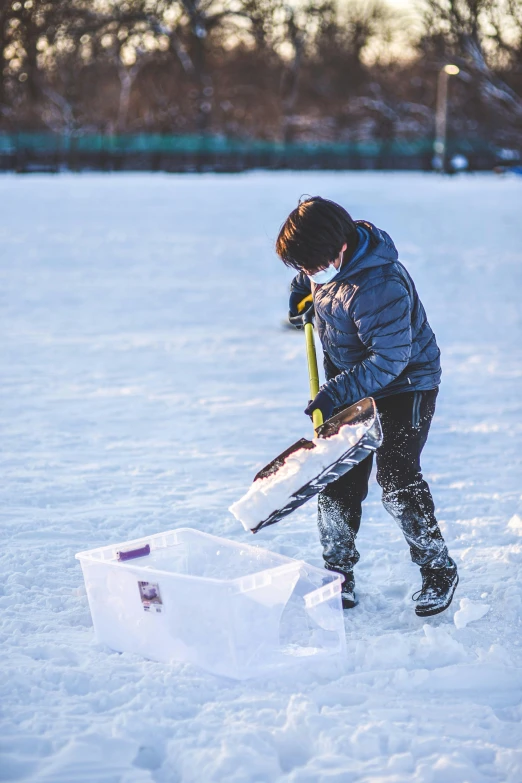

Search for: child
xmin=276 ymin=196 xmax=458 ymax=617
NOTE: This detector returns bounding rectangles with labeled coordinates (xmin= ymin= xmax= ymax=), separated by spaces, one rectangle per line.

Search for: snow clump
xmin=230 ymin=421 xmax=367 ymax=531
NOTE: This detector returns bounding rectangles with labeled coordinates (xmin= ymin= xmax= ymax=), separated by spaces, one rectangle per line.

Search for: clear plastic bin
xmin=76 ymin=528 xmax=346 ymax=679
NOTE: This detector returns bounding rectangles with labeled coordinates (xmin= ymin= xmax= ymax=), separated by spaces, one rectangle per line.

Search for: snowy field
xmin=1 ymin=171 xmax=522 ymax=783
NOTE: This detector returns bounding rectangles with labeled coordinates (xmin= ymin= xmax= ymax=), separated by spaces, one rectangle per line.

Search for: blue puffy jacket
xmin=290 ymin=221 xmax=441 ymax=407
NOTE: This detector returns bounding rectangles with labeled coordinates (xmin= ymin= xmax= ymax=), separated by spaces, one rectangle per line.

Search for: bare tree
xmin=278 ymin=0 xmax=334 ymax=141
xmin=147 ymin=0 xmax=251 ymax=133
xmin=421 ymin=0 xmax=522 ymax=118
xmin=311 ymin=0 xmax=392 ymax=99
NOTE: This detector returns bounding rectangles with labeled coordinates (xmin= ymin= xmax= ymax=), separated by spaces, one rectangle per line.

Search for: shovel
xmin=229 ymin=296 xmax=383 ymax=533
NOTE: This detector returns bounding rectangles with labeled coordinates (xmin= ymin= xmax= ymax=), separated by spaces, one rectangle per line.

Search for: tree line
xmin=1 ymin=0 xmax=521 ymax=150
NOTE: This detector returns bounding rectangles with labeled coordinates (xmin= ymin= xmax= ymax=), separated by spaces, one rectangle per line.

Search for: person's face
xmin=306 ymin=243 xmax=347 ymax=276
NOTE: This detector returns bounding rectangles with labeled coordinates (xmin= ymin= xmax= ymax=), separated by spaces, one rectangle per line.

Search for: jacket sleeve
xmin=290 ymin=272 xmax=312 ymax=298
xmin=289 ymin=272 xmax=313 ymax=315
xmin=322 ymin=277 xmax=412 ymax=406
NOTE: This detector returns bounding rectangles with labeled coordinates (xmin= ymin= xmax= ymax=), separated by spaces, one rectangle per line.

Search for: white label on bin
xmin=138 ymin=581 xmax=163 ymax=614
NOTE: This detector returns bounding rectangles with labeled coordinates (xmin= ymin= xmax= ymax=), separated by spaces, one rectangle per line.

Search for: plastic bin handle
xmin=117 ymin=544 xmax=150 ymax=561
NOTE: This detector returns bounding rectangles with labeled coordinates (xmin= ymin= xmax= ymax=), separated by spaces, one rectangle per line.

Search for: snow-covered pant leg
xmin=317 ymin=454 xmax=373 ymax=571
xmin=376 ymin=389 xmax=449 ymax=569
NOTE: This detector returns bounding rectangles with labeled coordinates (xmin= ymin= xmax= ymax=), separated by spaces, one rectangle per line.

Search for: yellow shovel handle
xmin=297 ymin=293 xmax=313 ymax=313
xmin=304 ymin=321 xmax=323 ymax=433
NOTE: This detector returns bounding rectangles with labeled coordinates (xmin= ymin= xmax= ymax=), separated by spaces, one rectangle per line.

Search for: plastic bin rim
xmin=74 ymin=527 xmax=341 ymax=587
xmin=76 ymin=555 xmax=304 ymax=585
xmin=75 ymin=526 xmax=293 ymax=561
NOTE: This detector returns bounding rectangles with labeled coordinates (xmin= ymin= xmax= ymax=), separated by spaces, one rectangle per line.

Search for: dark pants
xmin=318 ymin=389 xmax=449 ymax=573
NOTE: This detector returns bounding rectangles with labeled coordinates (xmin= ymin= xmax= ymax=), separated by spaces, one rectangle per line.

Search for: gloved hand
xmin=304 ymin=389 xmax=335 ymax=422
xmin=288 ymin=292 xmax=314 ymax=329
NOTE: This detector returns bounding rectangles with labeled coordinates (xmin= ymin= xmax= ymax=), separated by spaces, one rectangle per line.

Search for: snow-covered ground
xmin=1 ymin=171 xmax=521 ymax=783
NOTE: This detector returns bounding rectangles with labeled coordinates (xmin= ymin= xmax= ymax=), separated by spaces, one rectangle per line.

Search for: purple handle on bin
xmin=117 ymin=544 xmax=150 ymax=561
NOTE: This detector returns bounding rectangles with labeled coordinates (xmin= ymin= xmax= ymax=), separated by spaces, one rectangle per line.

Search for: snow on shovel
xmin=230 ymin=299 xmax=383 ymax=533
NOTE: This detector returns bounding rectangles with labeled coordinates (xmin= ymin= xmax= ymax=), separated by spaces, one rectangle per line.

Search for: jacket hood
xmin=335 ymin=221 xmax=398 ymax=282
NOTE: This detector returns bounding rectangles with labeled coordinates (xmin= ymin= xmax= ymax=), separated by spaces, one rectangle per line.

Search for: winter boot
xmin=325 ymin=562 xmax=357 ymax=609
xmin=413 ymin=557 xmax=459 ymax=617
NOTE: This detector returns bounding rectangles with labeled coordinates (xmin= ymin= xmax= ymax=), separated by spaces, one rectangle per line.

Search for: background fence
xmin=0 ymin=133 xmax=500 ymax=173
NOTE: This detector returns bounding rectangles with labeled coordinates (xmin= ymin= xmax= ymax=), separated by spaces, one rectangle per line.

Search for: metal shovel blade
xmin=250 ymin=397 xmax=382 ymax=533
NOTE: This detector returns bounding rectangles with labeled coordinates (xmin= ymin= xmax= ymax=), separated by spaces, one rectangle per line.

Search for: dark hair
xmin=275 ymin=196 xmax=358 ymax=272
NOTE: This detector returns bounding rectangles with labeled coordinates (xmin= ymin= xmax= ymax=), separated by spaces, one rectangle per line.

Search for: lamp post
xmin=433 ymin=64 xmax=460 ymax=172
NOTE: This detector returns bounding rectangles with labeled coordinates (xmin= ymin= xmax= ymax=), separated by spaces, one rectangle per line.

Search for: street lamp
xmin=433 ymin=64 xmax=460 ymax=173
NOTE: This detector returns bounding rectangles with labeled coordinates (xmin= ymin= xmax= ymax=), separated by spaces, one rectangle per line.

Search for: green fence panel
xmin=0 ymin=131 xmax=495 ymax=161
